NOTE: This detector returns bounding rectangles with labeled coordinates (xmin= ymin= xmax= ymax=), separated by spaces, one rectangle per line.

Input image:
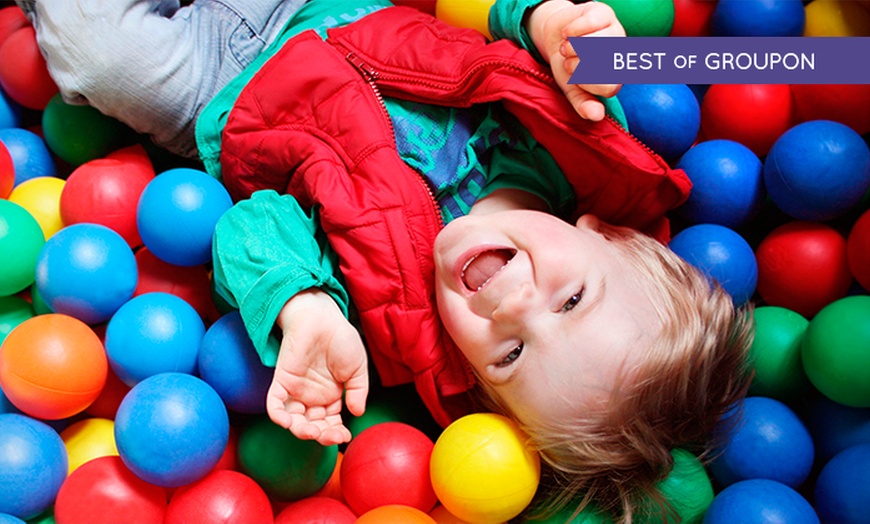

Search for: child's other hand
xmin=268 ymin=289 xmax=369 ymax=446
xmin=528 ymin=1 xmax=625 ymax=121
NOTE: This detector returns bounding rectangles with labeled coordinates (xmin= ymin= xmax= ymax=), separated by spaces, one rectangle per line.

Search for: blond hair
xmin=471 ymin=222 xmax=754 ymax=523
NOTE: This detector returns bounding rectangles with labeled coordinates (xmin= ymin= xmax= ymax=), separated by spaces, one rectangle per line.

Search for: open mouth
xmin=461 ymin=248 xmax=516 ymax=292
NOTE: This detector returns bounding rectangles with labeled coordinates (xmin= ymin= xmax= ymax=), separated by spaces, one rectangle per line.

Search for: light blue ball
xmin=35 ymin=223 xmax=138 ymax=325
xmin=618 ymin=83 xmax=700 ymax=162
xmin=815 ymin=443 xmax=870 ymax=524
xmin=711 ymin=0 xmax=806 ymax=36
xmin=114 ymin=372 xmax=229 ymax=488
xmin=105 ymin=292 xmax=205 ymax=386
xmin=136 ymin=168 xmax=233 ymax=267
xmin=0 ymin=414 xmax=67 ymax=520
xmin=703 ymin=479 xmax=819 ymax=524
xmin=0 ymin=128 xmax=56 ymax=185
xmin=0 ymin=90 xmax=21 ymax=130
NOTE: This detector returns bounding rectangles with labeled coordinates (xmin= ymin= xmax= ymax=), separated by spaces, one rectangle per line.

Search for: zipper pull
xmin=346 ymin=52 xmax=379 ymax=82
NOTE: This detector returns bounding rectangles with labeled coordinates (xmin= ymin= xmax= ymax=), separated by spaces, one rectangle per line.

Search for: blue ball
xmin=668 ymin=224 xmax=758 ymax=305
xmin=675 ymin=139 xmax=765 ymax=229
xmin=104 ymin=292 xmax=205 ymax=386
xmin=618 ymin=84 xmax=700 ymax=162
xmin=764 ymin=120 xmax=870 ymax=221
xmin=35 ymin=223 xmax=138 ymax=324
xmin=711 ymin=0 xmax=806 ymax=36
xmin=114 ymin=372 xmax=229 ymax=488
xmin=0 ymin=514 xmax=26 ymax=524
xmin=805 ymin=394 xmax=870 ymax=464
xmin=710 ymin=396 xmax=814 ymax=489
xmin=0 ymin=414 xmax=67 ymax=520
xmin=0 ymin=128 xmax=56 ymax=185
xmin=815 ymin=443 xmax=870 ymax=524
xmin=703 ymin=479 xmax=819 ymax=524
xmin=0 ymin=90 xmax=21 ymax=130
xmin=136 ymin=168 xmax=233 ymax=267
xmin=198 ymin=311 xmax=272 ymax=414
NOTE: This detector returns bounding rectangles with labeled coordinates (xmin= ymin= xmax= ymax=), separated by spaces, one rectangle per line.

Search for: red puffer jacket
xmin=219 ymin=6 xmax=691 ymax=427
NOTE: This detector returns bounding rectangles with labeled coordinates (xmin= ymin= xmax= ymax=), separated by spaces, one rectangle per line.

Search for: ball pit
xmin=805 ymin=394 xmax=870 ymax=465
xmin=133 ymin=247 xmax=216 ymax=320
xmin=618 ymin=83 xmax=700 ymax=163
xmin=60 ymin=417 xmax=119 ymax=474
xmin=670 ymin=0 xmax=715 ymax=36
xmin=41 ymin=93 xmax=136 ymax=166
xmin=703 ymin=479 xmax=819 ymax=524
xmin=804 ymin=0 xmax=870 ymax=37
xmin=0 ymin=25 xmax=58 ymax=110
xmin=356 ymin=505 xmax=436 ymax=524
xmin=0 ymin=127 xmax=56 ymax=185
xmin=0 ymin=296 xmax=34 ymax=345
xmin=164 ymin=469 xmax=273 ymax=524
xmin=747 ymin=306 xmax=811 ymax=401
xmin=0 ymin=199 xmax=43 ymax=296
xmin=8 ymin=175 xmax=65 ymax=239
xmin=814 ymin=443 xmax=870 ymax=524
xmin=710 ymin=0 xmax=806 ymax=36
xmin=275 ymin=496 xmax=357 ymax=524
xmin=700 ymin=84 xmax=794 ymax=157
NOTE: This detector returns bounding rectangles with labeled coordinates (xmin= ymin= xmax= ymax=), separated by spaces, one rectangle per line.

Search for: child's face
xmin=434 ymin=211 xmax=664 ymax=426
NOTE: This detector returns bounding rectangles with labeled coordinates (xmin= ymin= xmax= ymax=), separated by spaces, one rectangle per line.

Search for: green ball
xmin=41 ymin=93 xmax=136 ymax=166
xmin=802 ymin=295 xmax=870 ymax=407
xmin=237 ymin=416 xmax=338 ymax=501
xmin=536 ymin=503 xmax=611 ymax=523
xmin=598 ymin=0 xmax=675 ymax=36
xmin=637 ymin=449 xmax=713 ymax=524
xmin=28 ymin=282 xmax=53 ymax=316
xmin=0 ymin=200 xmax=44 ymax=296
xmin=0 ymin=296 xmax=35 ymax=345
xmin=748 ymin=306 xmax=811 ymax=401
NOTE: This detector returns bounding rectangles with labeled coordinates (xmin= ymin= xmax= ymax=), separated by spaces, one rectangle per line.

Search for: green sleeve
xmin=212 ymin=190 xmax=350 ymax=367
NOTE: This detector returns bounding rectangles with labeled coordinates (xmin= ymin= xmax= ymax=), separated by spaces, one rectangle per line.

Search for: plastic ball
xmin=198 ymin=311 xmax=271 ymax=414
xmin=668 ymin=224 xmax=758 ymax=305
xmin=674 ymin=139 xmax=764 ymax=228
xmin=430 ymin=413 xmax=540 ymax=523
xmin=814 ymin=444 xmax=870 ymax=524
xmin=0 ymin=89 xmax=19 ymax=131
xmin=0 ymin=296 xmax=33 ymax=345
xmin=598 ymin=0 xmax=675 ymax=36
xmin=435 ymin=0 xmax=496 ymax=39
xmin=35 ymin=223 xmax=139 ymax=324
xmin=60 ymin=417 xmax=118 ymax=474
xmin=136 ymin=167 xmax=233 ymax=267
xmin=60 ymin=148 xmax=156 ymax=247
xmin=0 ymin=141 xmax=13 ymax=198
xmin=791 ymin=84 xmax=870 ymax=136
xmin=0 ymin=414 xmax=68 ymax=520
xmin=312 ymin=450 xmax=344 ymax=501
xmin=275 ymin=497 xmax=357 ymax=524
xmin=764 ymin=120 xmax=870 ymax=221
xmin=643 ymin=448 xmax=714 ymax=523
xmin=755 ymin=221 xmax=852 ymax=318
xmin=8 ymin=176 xmax=65 ymax=239
xmin=747 ymin=306 xmax=811 ymax=401
xmin=702 ymin=479 xmax=819 ymax=524
xmin=0 ymin=314 xmax=107 ymax=420
xmin=618 ymin=84 xmax=700 ymax=162
xmin=53 ymin=455 xmax=167 ymax=524
xmin=0 ymin=127 xmax=56 ymax=185
xmin=133 ymin=247 xmax=215 ymax=320
xmin=710 ymin=396 xmax=814 ymax=489
xmin=804 ymin=394 xmax=870 ymax=464
xmin=104 ymin=292 xmax=204 ymax=386
xmin=710 ymin=0 xmax=805 ymax=36
xmin=801 ymin=295 xmax=870 ymax=407
xmin=237 ymin=416 xmax=338 ymax=501
xmin=164 ymin=469 xmax=273 ymax=524
xmin=700 ymin=84 xmax=794 ymax=157
xmin=0 ymin=200 xmax=43 ymax=296
xmin=670 ymin=0 xmax=715 ymax=35
xmin=0 ymin=26 xmax=58 ymax=110
xmin=41 ymin=93 xmax=135 ymax=166
xmin=0 ymin=7 xmax=28 ymax=49
xmin=804 ymin=0 xmax=870 ymax=36
xmin=84 ymin=366 xmax=131 ymax=420
xmin=114 ymin=372 xmax=229 ymax=487
xmin=357 ymin=505 xmax=436 ymax=524
xmin=848 ymin=209 xmax=870 ymax=291
xmin=392 ymin=0 xmax=437 ymax=15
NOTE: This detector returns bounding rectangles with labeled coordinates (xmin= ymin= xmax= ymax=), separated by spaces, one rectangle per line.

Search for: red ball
xmin=0 ymin=6 xmax=28 ymax=49
xmin=791 ymin=84 xmax=870 ymax=136
xmin=133 ymin=247 xmax=217 ymax=320
xmin=60 ymin=145 xmax=156 ymax=247
xmin=756 ymin=221 xmax=853 ymax=318
xmin=84 ymin=365 xmax=131 ymax=420
xmin=848 ymin=209 xmax=870 ymax=292
xmin=164 ymin=470 xmax=272 ymax=524
xmin=0 ymin=25 xmax=58 ymax=110
xmin=701 ymin=84 xmax=794 ymax=157
xmin=212 ymin=426 xmax=240 ymax=472
xmin=671 ymin=0 xmax=715 ymax=36
xmin=0 ymin=141 xmax=14 ymax=199
xmin=391 ymin=0 xmax=437 ymax=15
xmin=340 ymin=422 xmax=438 ymax=516
xmin=275 ymin=497 xmax=357 ymax=524
xmin=54 ymin=456 xmax=168 ymax=524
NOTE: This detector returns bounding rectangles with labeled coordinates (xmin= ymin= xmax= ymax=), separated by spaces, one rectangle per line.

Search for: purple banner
xmin=567 ymin=37 xmax=870 ymax=85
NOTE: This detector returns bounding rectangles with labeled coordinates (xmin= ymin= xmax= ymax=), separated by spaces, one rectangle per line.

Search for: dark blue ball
xmin=814 ymin=443 xmax=870 ymax=524
xmin=0 ymin=128 xmax=56 ymax=185
xmin=764 ymin=120 xmax=870 ymax=221
xmin=618 ymin=83 xmax=701 ymax=162
xmin=703 ymin=479 xmax=819 ymax=524
xmin=676 ymin=139 xmax=765 ymax=229
xmin=668 ymin=224 xmax=758 ymax=305
xmin=805 ymin=394 xmax=870 ymax=464
xmin=711 ymin=0 xmax=806 ymax=36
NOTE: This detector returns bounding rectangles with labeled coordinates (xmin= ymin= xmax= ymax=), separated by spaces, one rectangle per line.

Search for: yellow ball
xmin=804 ymin=0 xmax=870 ymax=36
xmin=8 ymin=176 xmax=66 ymax=239
xmin=60 ymin=417 xmax=119 ymax=474
xmin=430 ymin=413 xmax=540 ymax=523
xmin=435 ymin=0 xmax=497 ymax=40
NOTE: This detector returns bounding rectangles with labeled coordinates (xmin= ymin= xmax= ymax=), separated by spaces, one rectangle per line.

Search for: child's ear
xmin=575 ymin=214 xmax=601 ymax=231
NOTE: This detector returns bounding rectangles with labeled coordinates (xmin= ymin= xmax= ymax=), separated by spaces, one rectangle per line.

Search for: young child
xmin=20 ymin=0 xmax=754 ymax=520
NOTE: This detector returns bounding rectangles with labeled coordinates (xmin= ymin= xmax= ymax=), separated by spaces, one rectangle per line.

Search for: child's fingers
xmin=344 ymin=372 xmax=369 ymax=417
xmin=560 ymin=2 xmax=623 ymax=39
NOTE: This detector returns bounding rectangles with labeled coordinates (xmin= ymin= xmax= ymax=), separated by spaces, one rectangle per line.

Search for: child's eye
xmin=497 ymin=343 xmax=524 ymax=367
xmin=561 ymin=288 xmax=585 ymax=312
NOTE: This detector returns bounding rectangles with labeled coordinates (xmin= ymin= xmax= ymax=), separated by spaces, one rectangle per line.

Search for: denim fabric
xmin=19 ymin=0 xmax=306 ymax=158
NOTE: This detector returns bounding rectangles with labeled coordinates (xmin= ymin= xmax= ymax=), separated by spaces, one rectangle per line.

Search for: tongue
xmin=464 ymin=249 xmax=513 ymax=291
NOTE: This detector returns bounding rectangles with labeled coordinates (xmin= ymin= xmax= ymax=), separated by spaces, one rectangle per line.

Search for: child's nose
xmin=491 ymin=283 xmax=536 ymax=324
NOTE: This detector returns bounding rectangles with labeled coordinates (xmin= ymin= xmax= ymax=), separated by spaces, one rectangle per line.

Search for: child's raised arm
xmin=526 ymin=1 xmax=625 ymax=121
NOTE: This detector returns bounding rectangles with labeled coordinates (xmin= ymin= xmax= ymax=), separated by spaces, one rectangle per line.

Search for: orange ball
xmin=0 ymin=313 xmax=108 ymax=419
xmin=356 ymin=505 xmax=436 ymax=524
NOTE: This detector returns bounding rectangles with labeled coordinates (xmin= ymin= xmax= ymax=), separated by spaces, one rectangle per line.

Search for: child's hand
xmin=267 ymin=289 xmax=369 ymax=446
xmin=528 ymin=1 xmax=625 ymax=121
